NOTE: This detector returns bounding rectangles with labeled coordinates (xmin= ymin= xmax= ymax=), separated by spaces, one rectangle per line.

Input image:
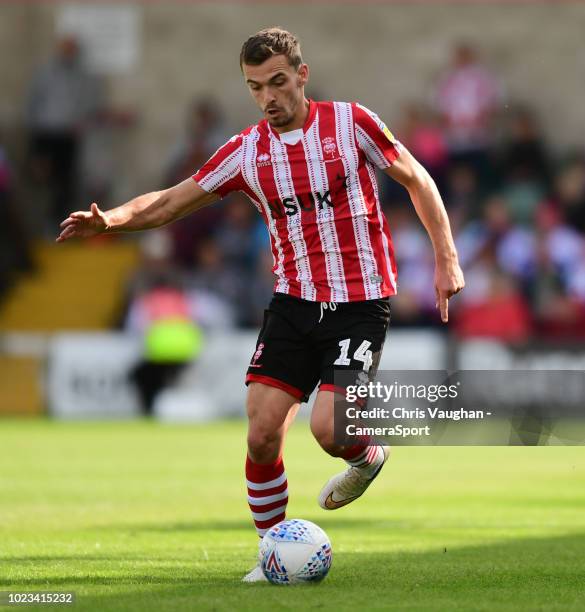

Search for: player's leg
xmin=311 ymin=389 xmax=383 ymax=463
xmin=311 ymin=298 xmax=391 ymax=510
xmin=241 ymin=387 xmax=303 ymax=582
xmin=242 ymin=382 xmax=300 ymax=583
xmin=311 ymin=389 xmax=389 ymax=509
xmin=246 ymin=381 xmax=300 ymax=537
xmin=242 ymin=295 xmax=318 ymax=581
xmin=244 ymin=295 xmax=318 ymax=530
xmin=247 ymin=381 xmax=299 ymax=463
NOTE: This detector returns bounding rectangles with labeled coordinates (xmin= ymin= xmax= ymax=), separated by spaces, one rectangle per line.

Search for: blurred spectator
xmin=215 ymin=193 xmax=265 ymax=274
xmin=26 ymin=35 xmax=102 ymax=229
xmin=433 ymin=42 xmax=502 ymax=180
xmin=125 ymin=271 xmax=204 ymax=416
xmin=124 ymin=230 xmax=183 ymax=298
xmin=458 ymin=194 xmax=537 ymax=296
xmin=550 ymin=156 xmax=585 ymax=234
xmin=386 ymin=206 xmax=437 ymax=326
xmin=165 ymin=97 xmax=229 ymax=186
xmin=123 ymin=230 xmax=244 ymax=413
xmin=454 ymin=233 xmax=533 ymax=342
xmin=443 ymin=163 xmax=481 ymax=231
xmin=501 ymin=181 xmax=545 ymax=227
xmin=492 ymin=107 xmax=550 ymax=225
xmin=186 ymin=236 xmax=244 ymax=325
xmin=123 ymin=230 xmax=236 ymax=331
xmin=497 ymin=106 xmax=552 ymax=189
xmin=456 ymin=195 xmax=510 ymax=269
xmin=454 ymin=267 xmax=533 ymax=342
xmin=530 ymin=207 xmax=585 ymax=339
xmin=169 ymin=203 xmax=224 ymax=267
xmin=398 ymin=102 xmax=448 ymax=187
xmin=531 ymin=242 xmax=585 ymax=340
xmin=497 ymin=224 xmax=537 ymax=285
xmin=165 ymin=97 xmax=230 ymax=266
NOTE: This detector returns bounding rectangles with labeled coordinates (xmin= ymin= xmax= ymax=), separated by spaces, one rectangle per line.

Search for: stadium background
xmin=1 ymin=1 xmax=584 ymax=417
xmin=0 ymin=2 xmax=584 ymax=610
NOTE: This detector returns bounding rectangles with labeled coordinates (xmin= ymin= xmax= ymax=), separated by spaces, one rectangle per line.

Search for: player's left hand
xmin=434 ymin=262 xmax=465 ymax=323
xmin=56 ymin=203 xmax=108 ymax=243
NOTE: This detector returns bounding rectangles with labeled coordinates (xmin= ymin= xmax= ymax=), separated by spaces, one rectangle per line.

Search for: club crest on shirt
xmin=321 ymin=136 xmax=339 ymax=160
xmin=256 ymin=152 xmax=272 ymax=167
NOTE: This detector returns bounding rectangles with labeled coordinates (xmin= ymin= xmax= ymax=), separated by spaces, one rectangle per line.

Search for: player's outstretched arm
xmin=384 ymin=148 xmax=464 ymax=322
xmin=56 ymin=178 xmax=218 ymax=243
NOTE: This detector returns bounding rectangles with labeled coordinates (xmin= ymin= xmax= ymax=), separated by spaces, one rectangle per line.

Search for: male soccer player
xmin=57 ymin=28 xmax=464 ymax=582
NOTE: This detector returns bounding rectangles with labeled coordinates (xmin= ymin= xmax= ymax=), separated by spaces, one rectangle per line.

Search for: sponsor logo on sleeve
xmin=372 ymin=111 xmax=397 ymax=143
xmin=382 ymin=125 xmax=396 ymax=143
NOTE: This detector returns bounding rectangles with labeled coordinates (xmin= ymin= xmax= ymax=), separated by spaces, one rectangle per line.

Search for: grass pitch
xmin=0 ymin=419 xmax=584 ymax=611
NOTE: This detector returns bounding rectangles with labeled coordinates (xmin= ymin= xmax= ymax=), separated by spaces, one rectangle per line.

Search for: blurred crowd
xmin=0 ymin=34 xmax=129 ymax=300
xmin=387 ymin=45 xmax=585 ymax=342
xmin=128 ymin=42 xmax=585 ymax=342
xmin=2 ymin=39 xmax=585 ymax=343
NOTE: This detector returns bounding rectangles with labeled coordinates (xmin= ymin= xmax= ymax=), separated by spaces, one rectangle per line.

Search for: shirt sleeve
xmin=192 ymin=133 xmax=244 ymax=198
xmin=352 ymin=102 xmax=402 ymax=169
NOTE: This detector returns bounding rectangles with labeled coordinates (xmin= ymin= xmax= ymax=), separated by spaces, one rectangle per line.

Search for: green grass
xmin=0 ymin=419 xmax=584 ymax=611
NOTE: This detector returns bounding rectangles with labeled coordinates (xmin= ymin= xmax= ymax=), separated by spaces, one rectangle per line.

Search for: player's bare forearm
xmin=407 ymin=174 xmax=457 ymax=266
xmin=105 ymin=179 xmax=218 ymax=233
xmin=103 ymin=190 xmax=166 ymax=232
xmin=385 ymin=148 xmax=464 ymax=321
xmin=385 ymin=149 xmax=456 ymax=262
xmin=57 ymin=179 xmax=218 ymax=242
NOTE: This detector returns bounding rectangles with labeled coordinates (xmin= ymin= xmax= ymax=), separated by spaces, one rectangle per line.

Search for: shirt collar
xmin=267 ymin=99 xmax=316 ymax=141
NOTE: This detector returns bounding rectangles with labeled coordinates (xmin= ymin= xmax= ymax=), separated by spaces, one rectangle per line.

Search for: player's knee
xmin=311 ymin=420 xmax=336 ymax=455
xmin=247 ymin=426 xmax=281 ymax=463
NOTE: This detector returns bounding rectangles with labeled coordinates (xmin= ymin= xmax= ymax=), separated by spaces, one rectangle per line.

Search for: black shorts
xmin=245 ymin=293 xmax=390 ymax=402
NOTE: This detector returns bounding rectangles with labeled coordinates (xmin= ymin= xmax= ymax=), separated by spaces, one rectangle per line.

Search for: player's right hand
xmin=56 ymin=203 xmax=109 ymax=243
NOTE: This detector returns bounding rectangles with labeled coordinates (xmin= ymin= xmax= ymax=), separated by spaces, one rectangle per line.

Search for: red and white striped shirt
xmin=193 ymin=100 xmax=402 ymax=302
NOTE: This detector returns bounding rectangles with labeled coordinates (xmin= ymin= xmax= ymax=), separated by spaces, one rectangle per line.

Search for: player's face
xmin=243 ymin=54 xmax=309 ymax=130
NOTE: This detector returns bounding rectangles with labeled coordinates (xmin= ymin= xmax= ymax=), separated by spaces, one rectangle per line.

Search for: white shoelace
xmin=318 ymin=301 xmax=338 ymax=323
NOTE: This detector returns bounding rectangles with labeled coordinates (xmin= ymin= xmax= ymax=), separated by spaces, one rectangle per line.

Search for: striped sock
xmin=246 ymin=455 xmax=288 ymax=538
xmin=342 ymin=444 xmax=384 ymax=477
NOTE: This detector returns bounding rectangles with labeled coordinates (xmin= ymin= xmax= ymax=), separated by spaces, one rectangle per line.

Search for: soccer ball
xmin=259 ymin=519 xmax=332 ymax=585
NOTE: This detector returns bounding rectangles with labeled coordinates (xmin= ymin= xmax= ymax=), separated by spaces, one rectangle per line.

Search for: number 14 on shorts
xmin=333 ymin=339 xmax=373 ymax=371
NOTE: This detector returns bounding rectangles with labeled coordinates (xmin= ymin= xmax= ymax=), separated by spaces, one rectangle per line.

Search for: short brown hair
xmin=240 ymin=27 xmax=302 ymax=71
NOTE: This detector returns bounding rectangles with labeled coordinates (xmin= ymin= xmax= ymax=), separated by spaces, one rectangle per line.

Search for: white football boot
xmin=241 ymin=563 xmax=268 ymax=583
xmin=241 ymin=542 xmax=268 ymax=583
xmin=318 ymin=446 xmax=390 ymax=510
